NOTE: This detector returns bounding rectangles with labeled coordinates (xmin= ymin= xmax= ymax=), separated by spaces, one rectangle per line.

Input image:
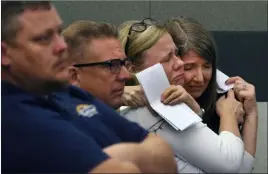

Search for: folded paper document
xmin=216 ymin=69 xmax=234 ymax=93
xmin=135 ymin=63 xmax=202 ymax=131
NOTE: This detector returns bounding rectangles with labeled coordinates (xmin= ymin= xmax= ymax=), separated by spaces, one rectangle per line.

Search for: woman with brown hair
xmin=120 ymin=17 xmax=257 ymax=173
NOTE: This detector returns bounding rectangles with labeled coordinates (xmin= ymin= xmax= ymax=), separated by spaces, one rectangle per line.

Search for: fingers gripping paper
xmin=216 ymin=69 xmax=234 ymax=93
xmin=135 ymin=63 xmax=202 ymax=131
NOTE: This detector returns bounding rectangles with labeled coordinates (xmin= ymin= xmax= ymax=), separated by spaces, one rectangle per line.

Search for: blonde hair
xmin=62 ymin=20 xmax=118 ymax=63
xmin=118 ymin=20 xmax=167 ymax=67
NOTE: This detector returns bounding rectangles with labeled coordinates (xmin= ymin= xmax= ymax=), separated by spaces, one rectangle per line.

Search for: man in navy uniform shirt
xmin=1 ymin=1 xmax=177 ymax=173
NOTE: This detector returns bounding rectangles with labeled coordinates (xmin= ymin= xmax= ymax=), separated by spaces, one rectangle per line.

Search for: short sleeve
xmin=239 ymin=151 xmax=255 ymax=173
xmin=2 ymin=105 xmax=109 ymax=173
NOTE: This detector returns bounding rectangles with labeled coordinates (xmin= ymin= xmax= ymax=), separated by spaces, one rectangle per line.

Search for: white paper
xmin=136 ymin=63 xmax=202 ymax=131
xmin=135 ymin=63 xmax=170 ymax=104
xmin=152 ymin=102 xmax=202 ymax=130
xmin=217 ymin=88 xmax=228 ymax=94
xmin=216 ymin=69 xmax=234 ymax=93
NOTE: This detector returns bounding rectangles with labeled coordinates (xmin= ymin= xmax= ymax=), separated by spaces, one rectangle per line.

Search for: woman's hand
xmin=122 ymin=86 xmax=147 ymax=108
xmin=161 ymin=85 xmax=201 ymax=113
xmin=226 ymin=76 xmax=257 ymax=116
xmin=216 ymin=90 xmax=245 ymax=124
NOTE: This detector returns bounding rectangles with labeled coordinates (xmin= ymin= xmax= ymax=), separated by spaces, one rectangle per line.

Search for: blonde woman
xmin=118 ymin=18 xmax=254 ymax=173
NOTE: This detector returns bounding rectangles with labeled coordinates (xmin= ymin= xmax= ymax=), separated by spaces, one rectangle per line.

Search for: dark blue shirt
xmin=2 ymin=81 xmax=148 ymax=173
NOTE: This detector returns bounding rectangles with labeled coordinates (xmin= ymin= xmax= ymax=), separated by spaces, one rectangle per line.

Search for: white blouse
xmin=120 ymin=106 xmax=255 ymax=173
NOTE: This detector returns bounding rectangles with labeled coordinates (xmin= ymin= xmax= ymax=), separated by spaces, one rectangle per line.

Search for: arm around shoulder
xmin=170 ymin=122 xmax=244 ymax=173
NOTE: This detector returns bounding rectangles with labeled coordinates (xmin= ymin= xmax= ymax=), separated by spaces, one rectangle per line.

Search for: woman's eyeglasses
xmin=124 ymin=18 xmax=157 ymax=55
xmin=73 ymin=58 xmax=131 ymax=74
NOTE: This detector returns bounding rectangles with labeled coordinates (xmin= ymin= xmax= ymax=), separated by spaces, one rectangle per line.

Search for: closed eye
xmin=175 ymin=48 xmax=180 ymax=56
xmin=184 ymin=64 xmax=193 ymax=70
xmin=204 ymin=63 xmax=212 ymax=69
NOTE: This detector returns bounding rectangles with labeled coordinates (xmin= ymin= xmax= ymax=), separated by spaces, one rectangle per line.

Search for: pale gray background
xmin=54 ymin=1 xmax=267 ymax=172
xmin=255 ymin=102 xmax=267 ymax=173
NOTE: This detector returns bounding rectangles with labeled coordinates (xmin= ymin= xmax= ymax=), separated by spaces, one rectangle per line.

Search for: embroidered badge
xmin=76 ymin=104 xmax=98 ymax=118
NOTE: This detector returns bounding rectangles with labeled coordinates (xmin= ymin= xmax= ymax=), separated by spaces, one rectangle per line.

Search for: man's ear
xmin=68 ymin=66 xmax=81 ymax=87
xmin=1 ymin=42 xmax=11 ymax=67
